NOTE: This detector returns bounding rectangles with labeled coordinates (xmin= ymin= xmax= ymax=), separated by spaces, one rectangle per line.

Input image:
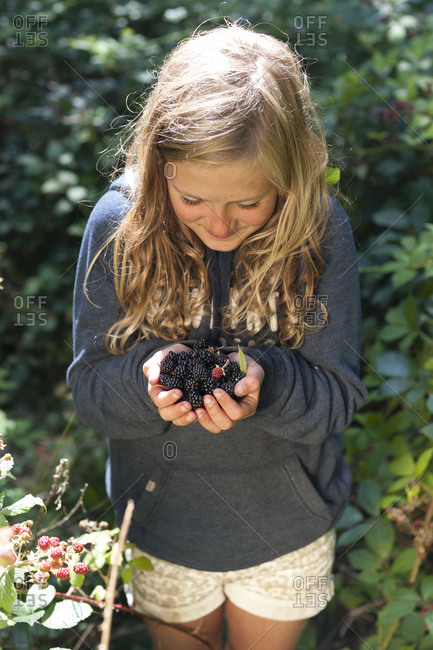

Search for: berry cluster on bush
xmin=159 ymin=339 xmax=246 ymax=409
xmin=17 ymin=532 xmax=90 ymax=584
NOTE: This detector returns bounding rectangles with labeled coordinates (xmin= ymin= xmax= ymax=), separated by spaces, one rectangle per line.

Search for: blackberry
xmin=156 ymin=340 xmax=245 ymax=410
xmin=160 ymin=351 xmax=178 ymax=373
xmin=192 ymin=339 xmax=208 ymax=350
xmin=196 ymin=349 xmax=216 ymax=366
xmin=225 ymin=361 xmax=241 ymax=379
xmin=215 ymin=352 xmax=229 ymax=366
xmin=220 ymin=380 xmax=237 ymax=398
xmin=185 ymin=392 xmax=204 ymax=409
xmin=159 ymin=374 xmax=183 ymax=391
xmin=183 ymin=377 xmax=199 ymax=393
xmin=191 ymin=362 xmax=208 ymax=382
xmin=201 ymin=377 xmax=219 ymax=395
xmin=172 ymin=360 xmax=190 ymax=378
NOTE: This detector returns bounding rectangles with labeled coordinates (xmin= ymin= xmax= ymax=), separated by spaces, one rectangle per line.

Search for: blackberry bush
xmin=159 ymin=340 xmax=246 ymax=408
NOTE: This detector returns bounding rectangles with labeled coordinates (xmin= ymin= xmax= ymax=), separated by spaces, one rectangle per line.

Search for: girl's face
xmin=166 ymin=160 xmax=278 ymax=251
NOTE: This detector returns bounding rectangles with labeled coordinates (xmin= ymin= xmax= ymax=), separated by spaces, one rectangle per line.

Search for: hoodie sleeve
xmin=243 ymin=199 xmax=368 ymax=444
xmin=66 ymin=183 xmax=169 ymax=439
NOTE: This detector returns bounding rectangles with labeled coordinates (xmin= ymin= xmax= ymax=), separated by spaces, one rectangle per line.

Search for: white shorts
xmin=124 ymin=529 xmax=336 ymax=623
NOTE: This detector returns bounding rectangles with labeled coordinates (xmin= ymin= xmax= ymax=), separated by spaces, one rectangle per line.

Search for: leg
xmin=224 ymin=599 xmax=307 ymax=650
xmin=146 ymin=603 xmax=225 ymax=650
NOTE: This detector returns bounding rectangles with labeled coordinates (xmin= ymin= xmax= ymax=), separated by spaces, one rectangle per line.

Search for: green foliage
xmin=1 ymin=0 xmax=433 ymax=647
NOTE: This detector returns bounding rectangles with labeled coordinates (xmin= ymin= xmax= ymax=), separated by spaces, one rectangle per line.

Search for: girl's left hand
xmin=195 ymin=352 xmax=264 ymax=434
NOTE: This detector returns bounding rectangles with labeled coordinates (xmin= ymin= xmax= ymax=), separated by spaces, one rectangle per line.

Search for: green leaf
xmin=415 ymin=448 xmax=433 ymax=477
xmin=357 ymin=480 xmax=382 ymax=516
xmin=365 ymin=519 xmax=395 ymax=558
xmin=41 ymin=600 xmax=93 ymax=629
xmin=129 ymin=556 xmax=153 ymax=571
xmin=326 ymin=166 xmax=340 ymax=185
xmin=0 ymin=513 xmax=8 ymax=527
xmin=0 ymin=610 xmax=16 ymax=628
xmin=376 ymin=352 xmax=410 ymax=378
xmin=420 ymin=424 xmax=433 ymax=440
xmin=421 ymin=576 xmax=433 ymax=600
xmin=2 ymin=494 xmax=46 ymax=516
xmin=392 ymin=269 xmax=417 ymax=287
xmin=12 ymin=610 xmax=45 ymax=626
xmin=391 ymin=548 xmax=417 ymax=575
xmin=389 ymin=453 xmax=416 ymax=477
xmin=26 ymin=584 xmax=56 ymax=611
xmin=121 ymin=567 xmax=132 ymax=583
xmin=379 ymin=599 xmax=416 ymax=624
xmin=403 ymin=295 xmax=418 ymax=329
xmin=426 ymin=395 xmax=433 ymax=413
xmin=0 ymin=568 xmax=16 ymax=615
xmin=336 ymin=523 xmax=372 ymax=548
xmin=237 ymin=345 xmax=247 ymax=375
xmin=336 ymin=505 xmax=364 ymax=530
xmin=400 ymin=612 xmax=426 ymax=642
xmin=348 ymin=548 xmax=380 ymax=570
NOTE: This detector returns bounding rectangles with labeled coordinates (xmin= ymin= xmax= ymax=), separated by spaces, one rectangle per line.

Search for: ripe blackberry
xmin=201 ymin=377 xmax=219 ymax=395
xmin=220 ymin=380 xmax=237 ymax=398
xmin=183 ymin=377 xmax=199 ymax=393
xmin=160 ymin=351 xmax=178 ymax=373
xmin=192 ymin=339 xmax=207 ymax=350
xmin=172 ymin=360 xmax=189 ymax=378
xmin=159 ymin=374 xmax=183 ymax=390
xmin=196 ymin=349 xmax=216 ymax=365
xmin=191 ymin=362 xmax=208 ymax=382
xmin=215 ymin=353 xmax=229 ymax=366
xmin=186 ymin=392 xmax=204 ymax=409
xmin=225 ymin=361 xmax=241 ymax=379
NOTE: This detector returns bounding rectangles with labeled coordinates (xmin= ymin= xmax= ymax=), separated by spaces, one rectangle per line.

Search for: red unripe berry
xmin=50 ymin=547 xmax=64 ymax=559
xmin=20 ymin=526 xmax=32 ymax=536
xmin=34 ymin=571 xmax=47 ymax=583
xmin=50 ymin=558 xmax=63 ymax=569
xmin=73 ymin=562 xmax=89 ymax=575
xmin=73 ymin=542 xmax=84 ymax=553
xmin=38 ymin=536 xmax=51 ymax=550
xmin=56 ymin=567 xmax=70 ymax=580
xmin=11 ymin=524 xmax=22 ymax=535
xmin=49 ymin=537 xmax=60 ymax=547
xmin=211 ymin=367 xmax=224 ymax=379
xmin=39 ymin=559 xmax=53 ymax=572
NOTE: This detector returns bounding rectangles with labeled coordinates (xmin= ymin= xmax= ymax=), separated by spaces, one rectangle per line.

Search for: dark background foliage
xmin=1 ymin=0 xmax=432 ymax=647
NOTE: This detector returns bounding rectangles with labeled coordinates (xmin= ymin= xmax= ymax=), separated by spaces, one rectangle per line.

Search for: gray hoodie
xmin=67 ymin=176 xmax=368 ymax=571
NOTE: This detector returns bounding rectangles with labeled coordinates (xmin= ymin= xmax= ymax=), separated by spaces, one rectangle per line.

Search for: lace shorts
xmin=124 ymin=529 xmax=336 ymax=623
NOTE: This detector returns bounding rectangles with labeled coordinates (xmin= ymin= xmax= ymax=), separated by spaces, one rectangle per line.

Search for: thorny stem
xmin=50 ymin=591 xmax=215 ymax=649
xmin=98 ymin=499 xmax=134 ymax=650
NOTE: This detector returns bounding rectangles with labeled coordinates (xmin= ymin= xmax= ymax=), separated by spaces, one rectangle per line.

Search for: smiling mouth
xmin=206 ymin=229 xmax=235 ymax=239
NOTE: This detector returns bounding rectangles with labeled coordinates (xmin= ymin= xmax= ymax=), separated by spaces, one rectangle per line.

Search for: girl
xmin=67 ymin=21 xmax=368 ymax=650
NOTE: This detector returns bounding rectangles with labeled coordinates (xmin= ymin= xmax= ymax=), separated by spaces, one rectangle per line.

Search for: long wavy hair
xmin=87 ymin=21 xmax=331 ymax=353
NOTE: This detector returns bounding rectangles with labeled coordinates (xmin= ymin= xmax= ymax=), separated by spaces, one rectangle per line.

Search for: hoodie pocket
xmin=281 ymin=451 xmax=346 ymax=523
xmin=132 ymin=460 xmax=174 ymax=528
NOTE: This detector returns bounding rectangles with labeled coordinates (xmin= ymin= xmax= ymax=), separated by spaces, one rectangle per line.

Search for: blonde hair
xmin=88 ymin=21 xmax=331 ymax=353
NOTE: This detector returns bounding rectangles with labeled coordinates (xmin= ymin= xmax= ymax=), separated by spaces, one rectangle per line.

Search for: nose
xmin=205 ymin=205 xmax=233 ymax=235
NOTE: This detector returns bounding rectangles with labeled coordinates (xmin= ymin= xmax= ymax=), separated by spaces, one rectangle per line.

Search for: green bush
xmin=1 ymin=0 xmax=432 ymax=647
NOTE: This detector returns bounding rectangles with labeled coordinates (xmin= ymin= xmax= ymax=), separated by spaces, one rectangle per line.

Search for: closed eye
xmin=240 ymin=202 xmax=260 ymax=210
xmin=181 ymin=196 xmax=202 ymax=206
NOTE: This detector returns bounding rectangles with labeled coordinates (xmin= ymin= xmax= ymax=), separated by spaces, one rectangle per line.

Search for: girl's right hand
xmin=142 ymin=344 xmax=199 ymax=426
